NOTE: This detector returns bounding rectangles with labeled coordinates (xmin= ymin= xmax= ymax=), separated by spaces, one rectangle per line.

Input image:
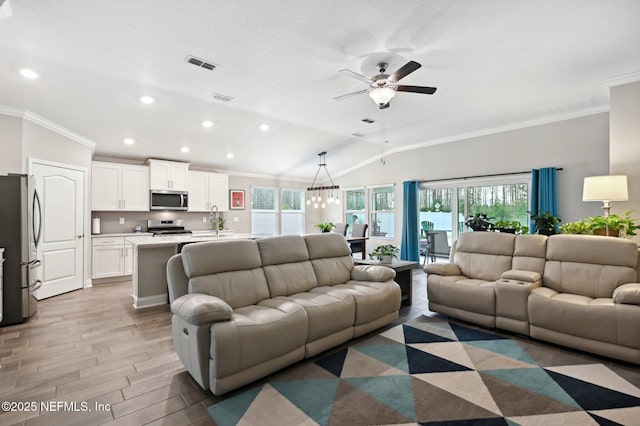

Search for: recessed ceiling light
xmin=140 ymin=95 xmax=155 ymax=105
xmin=259 ymin=124 xmax=269 ymax=131
xmin=226 ymin=153 xmax=235 ymax=159
xmin=180 ymin=147 xmax=190 ymax=153
xmin=123 ymin=138 xmax=135 ymax=145
xmin=20 ymin=69 xmax=39 ymax=79
xmin=202 ymin=120 xmax=213 ymax=128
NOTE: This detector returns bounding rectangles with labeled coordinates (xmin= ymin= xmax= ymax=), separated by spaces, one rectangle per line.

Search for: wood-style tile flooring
xmin=0 ymin=269 xmax=429 ymax=426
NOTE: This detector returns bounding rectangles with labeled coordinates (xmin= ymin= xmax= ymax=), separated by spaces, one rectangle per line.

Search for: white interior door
xmin=31 ymin=162 xmax=85 ymax=299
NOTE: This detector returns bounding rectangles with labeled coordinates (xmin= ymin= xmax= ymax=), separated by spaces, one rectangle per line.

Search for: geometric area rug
xmin=208 ymin=317 xmax=640 ymax=425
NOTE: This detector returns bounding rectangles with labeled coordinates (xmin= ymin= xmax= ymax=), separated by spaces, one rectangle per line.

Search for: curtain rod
xmin=421 ymin=168 xmax=563 ymax=184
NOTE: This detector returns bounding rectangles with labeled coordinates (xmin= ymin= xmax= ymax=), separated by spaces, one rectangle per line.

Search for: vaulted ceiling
xmin=1 ymin=1 xmax=639 ymax=180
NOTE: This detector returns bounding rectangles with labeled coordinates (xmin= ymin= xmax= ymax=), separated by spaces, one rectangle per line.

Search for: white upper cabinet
xmin=147 ymin=159 xmax=189 ymax=191
xmin=188 ymin=171 xmax=229 ymax=212
xmin=92 ymin=162 xmax=149 ymax=211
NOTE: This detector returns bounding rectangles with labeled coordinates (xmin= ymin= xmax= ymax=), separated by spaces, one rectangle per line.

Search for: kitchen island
xmin=126 ymin=232 xmax=256 ymax=309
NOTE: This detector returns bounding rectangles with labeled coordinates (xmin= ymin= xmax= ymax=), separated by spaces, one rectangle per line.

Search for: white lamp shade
xmin=582 ymin=175 xmax=628 ymax=202
xmin=369 ymin=87 xmax=396 ymax=105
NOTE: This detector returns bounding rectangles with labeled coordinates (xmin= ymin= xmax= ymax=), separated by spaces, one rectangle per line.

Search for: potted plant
xmin=559 ymin=220 xmax=591 ymax=235
xmin=493 ymin=219 xmax=526 ymax=234
xmin=369 ymin=244 xmax=399 ymax=264
xmin=530 ymin=211 xmax=561 ymax=235
xmin=587 ymin=211 xmax=639 ymax=238
xmin=464 ymin=213 xmax=493 ymax=232
xmin=315 ymin=222 xmax=335 ymax=233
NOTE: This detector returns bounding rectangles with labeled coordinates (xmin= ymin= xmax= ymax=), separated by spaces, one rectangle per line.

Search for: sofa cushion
xmin=182 ymin=240 xmax=270 ymax=308
xmin=211 ymin=300 xmax=307 ymax=378
xmin=546 ymin=234 xmax=638 ymax=267
xmin=427 ymin=276 xmax=496 ymax=317
xmin=189 ymin=269 xmax=270 ymax=309
xmin=304 ymin=233 xmax=354 ymax=286
xmin=512 ymin=234 xmax=547 ymax=275
xmin=454 ymin=232 xmax=514 ymax=281
xmin=263 ymin=262 xmax=318 ymax=297
xmin=258 ymin=235 xmax=310 ymax=265
xmin=273 ymin=292 xmax=355 ymax=342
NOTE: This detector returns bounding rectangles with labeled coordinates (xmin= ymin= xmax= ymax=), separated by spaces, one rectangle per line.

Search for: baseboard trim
xmin=132 ymin=293 xmax=168 ymax=309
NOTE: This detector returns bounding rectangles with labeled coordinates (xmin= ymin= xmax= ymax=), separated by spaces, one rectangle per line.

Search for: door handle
xmin=76 ymin=235 xmax=84 ymax=239
xmin=123 ymin=199 xmax=126 ymax=209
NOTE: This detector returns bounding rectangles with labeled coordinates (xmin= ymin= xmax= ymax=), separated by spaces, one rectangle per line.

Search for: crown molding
xmin=0 ymin=105 xmax=96 ymax=150
xmin=605 ymin=71 xmax=640 ymax=87
xmin=333 ymin=105 xmax=610 ymax=179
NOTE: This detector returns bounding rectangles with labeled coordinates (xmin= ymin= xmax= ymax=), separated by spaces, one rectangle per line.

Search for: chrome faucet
xmin=209 ymin=204 xmax=219 ymax=236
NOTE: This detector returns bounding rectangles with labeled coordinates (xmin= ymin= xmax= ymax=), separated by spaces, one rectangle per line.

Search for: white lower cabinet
xmin=92 ymin=237 xmax=134 ymax=279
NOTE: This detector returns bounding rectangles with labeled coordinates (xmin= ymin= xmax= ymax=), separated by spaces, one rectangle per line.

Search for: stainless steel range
xmin=147 ymin=219 xmax=192 ymax=236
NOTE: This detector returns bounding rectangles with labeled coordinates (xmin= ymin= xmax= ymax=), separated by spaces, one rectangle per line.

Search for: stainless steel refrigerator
xmin=0 ymin=174 xmax=41 ymax=326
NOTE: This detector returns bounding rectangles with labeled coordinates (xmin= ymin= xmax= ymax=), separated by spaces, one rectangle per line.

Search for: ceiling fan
xmin=334 ymin=60 xmax=437 ymax=109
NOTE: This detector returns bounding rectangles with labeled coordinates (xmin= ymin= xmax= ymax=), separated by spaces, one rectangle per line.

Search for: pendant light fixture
xmin=306 ymin=151 xmax=339 ymax=209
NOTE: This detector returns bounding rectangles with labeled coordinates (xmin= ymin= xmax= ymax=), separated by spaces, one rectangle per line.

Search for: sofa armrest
xmin=423 ymin=263 xmax=461 ymax=276
xmin=171 ymin=293 xmax=233 ymax=325
xmin=502 ymin=270 xmax=542 ymax=283
xmin=613 ymin=283 xmax=640 ymax=305
xmin=351 ymin=265 xmax=396 ymax=282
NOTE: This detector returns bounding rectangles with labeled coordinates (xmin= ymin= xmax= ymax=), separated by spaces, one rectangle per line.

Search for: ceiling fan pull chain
xmin=380 ymin=108 xmax=386 ymax=165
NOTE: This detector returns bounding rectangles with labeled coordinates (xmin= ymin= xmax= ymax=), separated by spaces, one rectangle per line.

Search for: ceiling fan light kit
xmin=369 ymin=87 xmax=396 ymax=106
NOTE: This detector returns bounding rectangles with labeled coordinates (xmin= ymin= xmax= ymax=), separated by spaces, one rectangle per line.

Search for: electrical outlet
xmin=233 ymin=217 xmax=239 ymax=223
xmin=202 ymin=216 xmax=208 ymax=223
xmin=119 ymin=218 xmax=125 ymax=225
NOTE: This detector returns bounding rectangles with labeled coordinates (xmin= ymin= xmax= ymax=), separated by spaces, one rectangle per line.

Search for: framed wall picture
xmin=230 ymin=189 xmax=245 ymax=210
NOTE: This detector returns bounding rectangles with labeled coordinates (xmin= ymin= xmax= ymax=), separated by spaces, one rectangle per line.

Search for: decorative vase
xmin=380 ymin=255 xmax=394 ymax=264
xmin=593 ymin=228 xmax=620 ymax=237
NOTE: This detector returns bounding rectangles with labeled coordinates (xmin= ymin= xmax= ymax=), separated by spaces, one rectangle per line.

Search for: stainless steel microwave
xmin=149 ymin=190 xmax=188 ymax=211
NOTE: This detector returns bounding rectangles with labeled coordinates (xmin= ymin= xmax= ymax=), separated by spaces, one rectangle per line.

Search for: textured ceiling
xmin=1 ymin=0 xmax=639 ymax=180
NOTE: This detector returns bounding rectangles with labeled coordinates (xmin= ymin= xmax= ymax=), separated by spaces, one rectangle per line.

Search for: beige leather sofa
xmin=425 ymin=232 xmax=640 ymax=364
xmin=166 ymin=233 xmax=401 ymax=395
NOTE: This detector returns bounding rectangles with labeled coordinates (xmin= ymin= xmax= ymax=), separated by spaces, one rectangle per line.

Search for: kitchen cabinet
xmin=92 ymin=162 xmax=149 ymax=211
xmin=92 ymin=236 xmax=137 ymax=279
xmin=147 ymin=159 xmax=189 ymax=191
xmin=188 ymin=171 xmax=229 ymax=212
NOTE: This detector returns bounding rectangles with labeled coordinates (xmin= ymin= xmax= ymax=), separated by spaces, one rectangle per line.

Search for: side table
xmin=353 ymin=259 xmax=419 ymax=305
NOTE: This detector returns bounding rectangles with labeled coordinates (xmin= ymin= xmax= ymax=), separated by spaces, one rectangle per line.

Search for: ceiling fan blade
xmin=333 ymin=89 xmax=370 ymax=101
xmin=388 ymin=60 xmax=422 ymax=83
xmin=395 ymin=85 xmax=437 ymax=95
xmin=339 ymin=69 xmax=374 ymax=84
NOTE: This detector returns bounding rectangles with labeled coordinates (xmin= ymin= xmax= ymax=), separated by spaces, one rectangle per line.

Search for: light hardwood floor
xmin=0 ymin=271 xmax=429 ymax=426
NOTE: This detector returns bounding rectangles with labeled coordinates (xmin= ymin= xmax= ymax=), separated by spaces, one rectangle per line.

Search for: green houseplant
xmin=464 ymin=213 xmax=493 ymax=232
xmin=315 ymin=222 xmax=335 ymax=233
xmin=560 ymin=211 xmax=639 ymax=238
xmin=369 ymin=244 xmax=399 ymax=264
xmin=493 ymin=220 xmax=528 ymax=234
xmin=530 ymin=211 xmax=561 ymax=235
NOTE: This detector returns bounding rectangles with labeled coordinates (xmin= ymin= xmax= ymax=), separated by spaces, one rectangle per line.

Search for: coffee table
xmin=353 ymin=259 xmax=419 ymax=305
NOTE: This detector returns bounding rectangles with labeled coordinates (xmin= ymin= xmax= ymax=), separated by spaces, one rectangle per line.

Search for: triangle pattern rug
xmin=208 ymin=317 xmax=640 ymax=425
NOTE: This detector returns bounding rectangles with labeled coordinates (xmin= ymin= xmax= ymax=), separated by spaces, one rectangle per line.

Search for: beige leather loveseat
xmin=425 ymin=232 xmax=640 ymax=364
xmin=166 ymin=233 xmax=401 ymax=395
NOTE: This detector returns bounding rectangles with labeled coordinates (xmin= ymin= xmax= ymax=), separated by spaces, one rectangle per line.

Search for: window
xmin=344 ymin=188 xmax=365 ymax=230
xmin=370 ymin=186 xmax=395 ymax=238
xmin=251 ymin=187 xmax=278 ymax=236
xmin=281 ymin=188 xmax=305 ymax=235
xmin=419 ymin=176 xmax=529 ymax=243
xmin=251 ymin=187 xmax=305 ymax=236
xmin=343 ymin=186 xmax=395 ymax=238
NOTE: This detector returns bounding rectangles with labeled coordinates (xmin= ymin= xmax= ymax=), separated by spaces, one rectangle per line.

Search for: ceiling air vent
xmin=361 ymin=118 xmax=375 ymax=124
xmin=210 ymin=92 xmax=233 ymax=103
xmin=185 ymin=55 xmax=217 ymax=71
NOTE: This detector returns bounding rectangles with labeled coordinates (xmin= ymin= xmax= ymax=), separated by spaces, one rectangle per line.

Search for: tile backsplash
xmin=92 ymin=211 xmax=228 ymax=234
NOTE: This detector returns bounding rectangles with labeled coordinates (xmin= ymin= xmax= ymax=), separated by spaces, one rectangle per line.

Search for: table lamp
xmin=582 ymin=175 xmax=628 ymax=218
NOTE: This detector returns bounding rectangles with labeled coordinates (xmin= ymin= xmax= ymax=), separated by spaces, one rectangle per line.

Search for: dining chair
xmin=333 ymin=222 xmax=348 ymax=236
xmin=349 ymin=223 xmax=368 ymax=257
